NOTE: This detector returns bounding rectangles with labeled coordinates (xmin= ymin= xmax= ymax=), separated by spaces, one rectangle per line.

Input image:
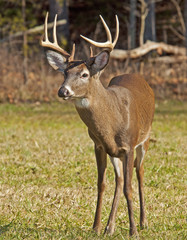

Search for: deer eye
xmin=82 ymin=73 xmax=89 ymax=78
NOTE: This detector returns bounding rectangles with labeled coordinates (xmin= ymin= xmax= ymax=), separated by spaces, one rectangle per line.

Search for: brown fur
xmin=41 ymin=13 xmax=155 ymax=237
xmin=74 ymin=71 xmax=155 ymax=236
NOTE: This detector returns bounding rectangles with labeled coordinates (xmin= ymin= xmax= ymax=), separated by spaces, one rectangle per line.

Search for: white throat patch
xmin=75 ymin=98 xmax=90 ymax=108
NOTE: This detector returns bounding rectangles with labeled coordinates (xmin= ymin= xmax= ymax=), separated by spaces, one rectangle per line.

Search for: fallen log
xmin=111 ymin=40 xmax=186 ymax=60
xmin=149 ymin=56 xmax=187 ymax=63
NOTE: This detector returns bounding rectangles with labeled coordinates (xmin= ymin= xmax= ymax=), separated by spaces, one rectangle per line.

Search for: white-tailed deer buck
xmin=40 ymin=13 xmax=155 ymax=237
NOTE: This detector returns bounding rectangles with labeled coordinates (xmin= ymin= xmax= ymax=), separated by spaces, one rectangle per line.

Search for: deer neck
xmin=75 ymin=74 xmax=108 ymax=111
xmin=74 ymin=75 xmax=117 ymax=137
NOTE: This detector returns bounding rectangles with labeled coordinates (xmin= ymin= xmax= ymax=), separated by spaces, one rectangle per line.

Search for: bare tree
xmin=171 ymin=0 xmax=185 ymax=34
xmin=144 ymin=0 xmax=156 ymax=42
xmin=22 ymin=0 xmax=28 ymax=84
xmin=129 ymin=0 xmax=137 ymax=49
xmin=139 ymin=0 xmax=148 ymax=46
xmin=48 ymin=0 xmax=70 ymax=47
xmin=185 ymin=0 xmax=187 ymax=77
xmin=185 ymin=0 xmax=187 ymax=50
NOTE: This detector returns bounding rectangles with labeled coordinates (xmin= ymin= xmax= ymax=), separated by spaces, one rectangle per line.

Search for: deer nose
xmin=58 ymin=86 xmax=71 ymax=98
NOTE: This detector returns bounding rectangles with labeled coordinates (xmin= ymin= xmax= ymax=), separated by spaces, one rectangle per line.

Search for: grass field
xmin=0 ymin=100 xmax=186 ymax=239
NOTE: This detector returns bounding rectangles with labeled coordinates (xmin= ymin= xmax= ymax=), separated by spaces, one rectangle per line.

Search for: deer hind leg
xmin=135 ymin=138 xmax=150 ymax=229
xmin=93 ymin=145 xmax=107 ymax=234
xmin=123 ymin=149 xmax=138 ymax=237
xmin=104 ymin=157 xmax=123 ymax=235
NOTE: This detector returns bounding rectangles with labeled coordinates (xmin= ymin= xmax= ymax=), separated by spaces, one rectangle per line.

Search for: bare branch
xmin=149 ymin=55 xmax=187 ymax=63
xmin=139 ymin=0 xmax=148 ymax=46
xmin=0 ymin=19 xmax=67 ymax=43
xmin=170 ymin=0 xmax=185 ymax=34
xmin=168 ymin=25 xmax=185 ymax=40
xmin=110 ymin=40 xmax=186 ymax=60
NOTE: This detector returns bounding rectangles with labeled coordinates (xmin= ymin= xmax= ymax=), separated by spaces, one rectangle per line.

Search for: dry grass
xmin=0 ymin=101 xmax=186 ymax=239
xmin=0 ymin=45 xmax=187 ymax=103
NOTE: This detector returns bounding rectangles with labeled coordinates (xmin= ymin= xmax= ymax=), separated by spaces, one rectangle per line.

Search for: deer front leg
xmin=93 ymin=144 xmax=107 ymax=234
xmin=136 ymin=162 xmax=147 ymax=229
xmin=123 ymin=150 xmax=138 ymax=237
xmin=135 ymin=139 xmax=150 ymax=229
xmin=104 ymin=157 xmax=123 ymax=235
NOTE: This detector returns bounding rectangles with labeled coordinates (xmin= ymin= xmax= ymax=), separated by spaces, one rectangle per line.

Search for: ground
xmin=0 ymin=100 xmax=186 ymax=239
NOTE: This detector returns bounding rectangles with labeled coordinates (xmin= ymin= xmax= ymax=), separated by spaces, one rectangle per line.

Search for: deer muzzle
xmin=58 ymin=86 xmax=74 ymax=100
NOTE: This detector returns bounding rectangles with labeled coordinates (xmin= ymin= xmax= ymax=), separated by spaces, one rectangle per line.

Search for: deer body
xmin=40 ymin=13 xmax=155 ymax=237
xmin=75 ymin=73 xmax=154 ymax=158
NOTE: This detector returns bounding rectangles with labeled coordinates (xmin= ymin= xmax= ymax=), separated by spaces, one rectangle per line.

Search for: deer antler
xmin=80 ymin=15 xmax=119 ymax=52
xmin=40 ymin=12 xmax=75 ymax=61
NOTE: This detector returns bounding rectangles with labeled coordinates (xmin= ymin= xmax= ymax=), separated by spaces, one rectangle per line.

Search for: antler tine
xmin=80 ymin=15 xmax=119 ymax=52
xmin=90 ymin=47 xmax=93 ymax=57
xmin=112 ymin=15 xmax=119 ymax=48
xmin=69 ymin=43 xmax=75 ymax=62
xmin=44 ymin=12 xmax=49 ymax=42
xmin=99 ymin=15 xmax=112 ymax=43
xmin=40 ymin=12 xmax=70 ymax=59
xmin=53 ymin=14 xmax=58 ymax=44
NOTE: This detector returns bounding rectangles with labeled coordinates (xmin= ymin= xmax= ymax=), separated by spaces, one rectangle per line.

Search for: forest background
xmin=0 ymin=0 xmax=187 ymax=103
xmin=0 ymin=2 xmax=186 ymax=239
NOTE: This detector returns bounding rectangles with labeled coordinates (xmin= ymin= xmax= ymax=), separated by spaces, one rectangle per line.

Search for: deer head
xmin=40 ymin=13 xmax=119 ymax=100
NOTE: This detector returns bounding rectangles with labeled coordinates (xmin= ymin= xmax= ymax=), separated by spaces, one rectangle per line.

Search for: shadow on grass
xmin=155 ymin=109 xmax=187 ymax=115
xmin=155 ymin=101 xmax=187 ymax=115
xmin=0 ymin=220 xmax=14 ymax=236
xmin=0 ymin=220 xmax=100 ymax=239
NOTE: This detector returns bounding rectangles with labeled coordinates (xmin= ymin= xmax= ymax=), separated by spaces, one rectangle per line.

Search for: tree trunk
xmin=22 ymin=0 xmax=28 ymax=84
xmin=185 ymin=0 xmax=187 ymax=50
xmin=185 ymin=0 xmax=187 ymax=77
xmin=144 ymin=0 xmax=156 ymax=42
xmin=139 ymin=0 xmax=148 ymax=46
xmin=48 ymin=0 xmax=70 ymax=47
xmin=129 ymin=0 xmax=137 ymax=49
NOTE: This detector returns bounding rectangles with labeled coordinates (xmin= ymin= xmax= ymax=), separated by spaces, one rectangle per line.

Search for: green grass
xmin=0 ymin=100 xmax=186 ymax=239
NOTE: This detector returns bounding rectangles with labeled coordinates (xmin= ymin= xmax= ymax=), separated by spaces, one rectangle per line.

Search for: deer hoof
xmin=93 ymin=226 xmax=101 ymax=235
xmin=129 ymin=228 xmax=139 ymax=239
xmin=104 ymin=225 xmax=115 ymax=236
xmin=140 ymin=219 xmax=148 ymax=230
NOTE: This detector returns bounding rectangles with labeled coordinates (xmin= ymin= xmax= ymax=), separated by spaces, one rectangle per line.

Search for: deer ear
xmin=92 ymin=50 xmax=110 ymax=72
xmin=46 ymin=50 xmax=67 ymax=71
